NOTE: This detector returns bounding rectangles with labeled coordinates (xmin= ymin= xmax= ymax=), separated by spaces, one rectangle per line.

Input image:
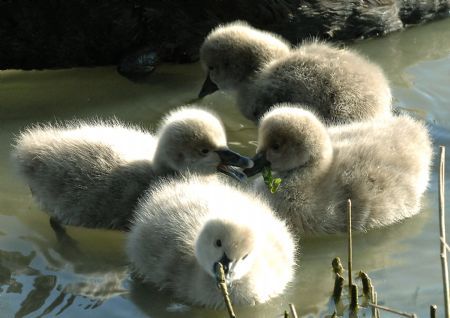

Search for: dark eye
xmin=208 ymin=66 xmax=214 ymax=71
xmin=272 ymin=143 xmax=280 ymax=151
xmin=201 ymin=149 xmax=209 ymax=154
xmin=242 ymin=253 xmax=249 ymax=260
xmin=215 ymin=239 xmax=222 ymax=247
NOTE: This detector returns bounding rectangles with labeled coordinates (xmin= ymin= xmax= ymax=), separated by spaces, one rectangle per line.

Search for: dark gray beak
xmin=216 ymin=149 xmax=253 ymax=169
xmin=243 ymin=152 xmax=270 ymax=177
xmin=198 ymin=72 xmax=219 ymax=98
xmin=216 ymin=149 xmax=254 ymax=181
xmin=214 ymin=252 xmax=232 ymax=281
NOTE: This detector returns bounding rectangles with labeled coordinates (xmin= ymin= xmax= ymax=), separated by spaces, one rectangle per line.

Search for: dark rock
xmin=117 ymin=47 xmax=159 ymax=82
xmin=0 ymin=0 xmax=449 ymax=70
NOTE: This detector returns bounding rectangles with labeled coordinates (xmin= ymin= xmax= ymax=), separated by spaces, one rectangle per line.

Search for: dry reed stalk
xmin=439 ymin=146 xmax=450 ymax=318
xmin=289 ymin=304 xmax=299 ymax=318
xmin=359 ymin=271 xmax=372 ymax=297
xmin=350 ymin=283 xmax=358 ymax=312
xmin=332 ymin=257 xmax=344 ymax=275
xmin=430 ymin=304 xmax=437 ymax=318
xmin=369 ymin=303 xmax=417 ymax=318
xmin=347 ymin=199 xmax=353 ymax=289
xmin=374 ymin=292 xmax=379 ymax=318
xmin=216 ymin=263 xmax=236 ymax=318
xmin=333 ymin=273 xmax=344 ymax=303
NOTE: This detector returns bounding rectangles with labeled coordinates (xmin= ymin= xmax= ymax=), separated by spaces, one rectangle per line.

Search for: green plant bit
xmin=262 ymin=166 xmax=282 ymax=193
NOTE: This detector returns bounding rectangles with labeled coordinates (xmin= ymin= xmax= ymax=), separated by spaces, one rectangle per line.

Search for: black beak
xmin=198 ymin=72 xmax=219 ymax=98
xmin=216 ymin=149 xmax=254 ymax=182
xmin=243 ymin=152 xmax=270 ymax=177
xmin=216 ymin=149 xmax=254 ymax=169
xmin=214 ymin=253 xmax=232 ymax=278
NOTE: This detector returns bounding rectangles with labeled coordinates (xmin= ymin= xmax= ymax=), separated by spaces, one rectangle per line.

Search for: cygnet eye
xmin=272 ymin=143 xmax=281 ymax=151
xmin=201 ymin=148 xmax=209 ymax=155
xmin=242 ymin=253 xmax=249 ymax=260
xmin=208 ymin=66 xmax=214 ymax=71
xmin=215 ymin=239 xmax=222 ymax=247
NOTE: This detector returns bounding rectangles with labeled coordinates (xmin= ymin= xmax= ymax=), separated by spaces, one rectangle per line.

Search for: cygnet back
xmin=237 ymin=41 xmax=392 ymax=123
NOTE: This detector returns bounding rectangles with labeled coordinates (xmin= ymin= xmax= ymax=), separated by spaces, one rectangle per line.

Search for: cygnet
xmin=199 ymin=21 xmax=290 ymax=97
xmin=199 ymin=21 xmax=392 ymax=124
xmin=12 ymin=107 xmax=252 ymax=229
xmin=245 ymin=104 xmax=432 ymax=234
xmin=127 ymin=174 xmax=296 ymax=308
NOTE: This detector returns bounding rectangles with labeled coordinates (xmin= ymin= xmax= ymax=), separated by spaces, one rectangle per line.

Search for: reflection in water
xmin=16 ymin=275 xmax=56 ymax=318
xmin=1 ymin=18 xmax=450 ymax=318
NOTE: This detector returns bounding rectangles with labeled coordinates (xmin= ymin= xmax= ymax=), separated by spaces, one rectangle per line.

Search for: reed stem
xmin=350 ymin=283 xmax=358 ymax=312
xmin=289 ymin=304 xmax=299 ymax=318
xmin=347 ymin=199 xmax=353 ymax=289
xmin=439 ymin=146 xmax=450 ymax=318
xmin=332 ymin=257 xmax=344 ymax=275
xmin=333 ymin=273 xmax=344 ymax=303
xmin=374 ymin=292 xmax=379 ymax=318
xmin=430 ymin=304 xmax=437 ymax=318
xmin=216 ymin=263 xmax=236 ymax=318
xmin=359 ymin=271 xmax=372 ymax=297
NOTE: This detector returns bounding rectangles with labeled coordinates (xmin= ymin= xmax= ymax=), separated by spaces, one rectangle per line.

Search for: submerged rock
xmin=117 ymin=47 xmax=159 ymax=82
xmin=0 ymin=0 xmax=448 ymax=69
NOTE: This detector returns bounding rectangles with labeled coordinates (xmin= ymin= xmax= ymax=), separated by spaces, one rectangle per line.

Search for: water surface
xmin=1 ymin=18 xmax=450 ymax=317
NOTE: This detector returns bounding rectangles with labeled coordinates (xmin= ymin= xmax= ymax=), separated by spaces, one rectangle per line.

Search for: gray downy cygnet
xmin=245 ymin=104 xmax=432 ymax=234
xmin=199 ymin=21 xmax=290 ymax=97
xmin=127 ymin=174 xmax=296 ymax=308
xmin=12 ymin=106 xmax=253 ymax=230
xmin=199 ymin=21 xmax=392 ymax=124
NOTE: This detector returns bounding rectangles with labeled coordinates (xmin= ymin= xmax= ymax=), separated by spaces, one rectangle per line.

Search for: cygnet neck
xmin=152 ymin=145 xmax=178 ymax=176
xmin=291 ymin=136 xmax=334 ymax=182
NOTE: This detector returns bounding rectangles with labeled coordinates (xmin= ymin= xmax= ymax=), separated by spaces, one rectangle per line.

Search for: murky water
xmin=1 ymin=18 xmax=450 ymax=318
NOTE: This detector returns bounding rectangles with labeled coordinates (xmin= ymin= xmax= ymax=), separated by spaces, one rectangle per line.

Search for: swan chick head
xmin=154 ymin=106 xmax=252 ymax=177
xmin=199 ymin=21 xmax=290 ymax=97
xmin=195 ymin=218 xmax=257 ymax=283
xmin=249 ymin=104 xmax=332 ymax=174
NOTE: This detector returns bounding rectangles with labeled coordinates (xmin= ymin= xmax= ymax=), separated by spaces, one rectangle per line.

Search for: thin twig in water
xmin=289 ymin=304 xmax=299 ymax=318
xmin=347 ymin=199 xmax=353 ymax=289
xmin=284 ymin=310 xmax=289 ymax=318
xmin=368 ymin=303 xmax=417 ymax=318
xmin=216 ymin=263 xmax=236 ymax=318
xmin=439 ymin=146 xmax=450 ymax=318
